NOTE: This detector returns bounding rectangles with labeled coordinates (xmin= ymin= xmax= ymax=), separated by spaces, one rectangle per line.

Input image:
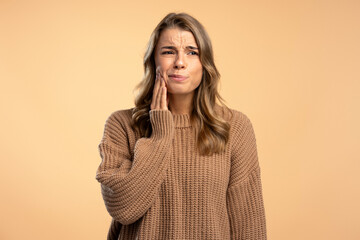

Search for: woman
xmin=96 ymin=12 xmax=267 ymax=240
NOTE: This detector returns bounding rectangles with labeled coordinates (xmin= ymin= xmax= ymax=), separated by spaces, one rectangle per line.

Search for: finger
xmin=159 ymin=70 xmax=167 ymax=87
xmin=155 ymin=72 xmax=161 ymax=92
xmin=160 ymin=75 xmax=168 ymax=109
xmin=156 ymin=65 xmax=161 ymax=75
xmin=155 ymin=76 xmax=163 ymax=109
xmin=161 ymin=86 xmax=167 ymax=110
xmin=151 ymin=72 xmax=160 ymax=109
xmin=166 ymin=91 xmax=170 ymax=106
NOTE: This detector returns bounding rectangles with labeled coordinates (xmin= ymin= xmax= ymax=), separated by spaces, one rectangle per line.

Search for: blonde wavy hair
xmin=131 ymin=12 xmax=233 ymax=156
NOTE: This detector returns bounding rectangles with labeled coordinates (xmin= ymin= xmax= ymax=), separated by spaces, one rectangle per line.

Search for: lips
xmin=169 ymin=74 xmax=188 ymax=81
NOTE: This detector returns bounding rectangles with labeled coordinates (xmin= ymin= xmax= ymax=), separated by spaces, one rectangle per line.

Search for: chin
xmin=168 ymin=90 xmax=190 ymax=94
xmin=168 ymin=90 xmax=188 ymax=95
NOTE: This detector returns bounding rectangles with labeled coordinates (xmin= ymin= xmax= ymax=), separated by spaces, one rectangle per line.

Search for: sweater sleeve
xmin=226 ymin=113 xmax=267 ymax=239
xmin=95 ymin=109 xmax=174 ymax=225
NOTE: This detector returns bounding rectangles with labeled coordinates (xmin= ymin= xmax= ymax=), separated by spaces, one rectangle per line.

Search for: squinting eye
xmin=189 ymin=51 xmax=199 ymax=55
xmin=161 ymin=51 xmax=174 ymax=55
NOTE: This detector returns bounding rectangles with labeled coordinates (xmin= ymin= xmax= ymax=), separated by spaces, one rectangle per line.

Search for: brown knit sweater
xmin=95 ymin=106 xmax=267 ymax=240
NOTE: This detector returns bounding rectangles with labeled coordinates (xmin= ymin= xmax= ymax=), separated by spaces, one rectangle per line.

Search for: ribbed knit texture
xmin=95 ymin=106 xmax=267 ymax=240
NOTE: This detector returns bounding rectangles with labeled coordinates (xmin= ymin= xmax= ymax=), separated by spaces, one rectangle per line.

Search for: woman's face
xmin=154 ymin=27 xmax=203 ymax=97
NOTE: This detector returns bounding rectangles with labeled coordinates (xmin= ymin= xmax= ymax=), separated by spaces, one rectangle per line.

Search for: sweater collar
xmin=172 ymin=112 xmax=192 ymax=128
xmin=170 ymin=104 xmax=224 ymax=128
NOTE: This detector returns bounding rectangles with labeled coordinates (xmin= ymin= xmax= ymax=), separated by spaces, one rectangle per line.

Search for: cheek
xmin=155 ymin=56 xmax=171 ymax=69
xmin=191 ymin=65 xmax=203 ymax=89
xmin=192 ymin=62 xmax=203 ymax=80
xmin=154 ymin=52 xmax=160 ymax=67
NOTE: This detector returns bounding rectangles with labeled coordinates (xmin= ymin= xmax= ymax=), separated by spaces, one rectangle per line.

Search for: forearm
xmin=96 ymin=137 xmax=172 ymax=225
xmin=227 ymin=166 xmax=267 ymax=240
xmin=96 ymin=109 xmax=174 ymax=225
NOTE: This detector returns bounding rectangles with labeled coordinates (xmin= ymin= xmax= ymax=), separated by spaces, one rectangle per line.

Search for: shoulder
xmin=105 ymin=108 xmax=134 ymax=127
xmin=214 ymin=104 xmax=253 ymax=129
xmin=230 ymin=109 xmax=253 ymax=131
xmin=101 ymin=108 xmax=137 ymax=140
xmin=214 ymin=105 xmax=257 ymax=151
xmin=100 ymin=107 xmax=137 ymax=145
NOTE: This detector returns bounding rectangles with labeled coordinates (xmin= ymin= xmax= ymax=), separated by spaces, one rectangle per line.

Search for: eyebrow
xmin=160 ymin=46 xmax=199 ymax=50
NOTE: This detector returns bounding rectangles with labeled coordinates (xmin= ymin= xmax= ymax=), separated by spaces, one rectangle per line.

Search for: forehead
xmin=157 ymin=28 xmax=198 ymax=47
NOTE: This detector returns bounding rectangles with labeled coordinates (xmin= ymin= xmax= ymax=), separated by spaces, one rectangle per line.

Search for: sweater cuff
xmin=149 ymin=109 xmax=174 ymax=139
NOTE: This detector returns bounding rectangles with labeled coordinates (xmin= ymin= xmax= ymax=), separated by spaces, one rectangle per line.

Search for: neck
xmin=168 ymin=92 xmax=194 ymax=115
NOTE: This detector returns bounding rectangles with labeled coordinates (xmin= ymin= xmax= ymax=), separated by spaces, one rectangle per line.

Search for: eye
xmin=161 ymin=51 xmax=174 ymax=55
xmin=188 ymin=51 xmax=199 ymax=55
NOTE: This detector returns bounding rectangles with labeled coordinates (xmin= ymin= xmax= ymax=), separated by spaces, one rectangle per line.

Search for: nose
xmin=173 ymin=52 xmax=186 ymax=69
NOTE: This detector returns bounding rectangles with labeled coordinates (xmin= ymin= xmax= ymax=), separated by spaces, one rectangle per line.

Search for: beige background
xmin=1 ymin=0 xmax=359 ymax=239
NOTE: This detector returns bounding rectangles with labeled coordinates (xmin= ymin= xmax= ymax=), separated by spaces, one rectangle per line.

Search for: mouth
xmin=168 ymin=74 xmax=188 ymax=82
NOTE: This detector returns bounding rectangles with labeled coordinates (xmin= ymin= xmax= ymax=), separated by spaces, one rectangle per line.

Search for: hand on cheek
xmin=150 ymin=66 xmax=169 ymax=110
xmin=156 ymin=66 xmax=168 ymax=87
